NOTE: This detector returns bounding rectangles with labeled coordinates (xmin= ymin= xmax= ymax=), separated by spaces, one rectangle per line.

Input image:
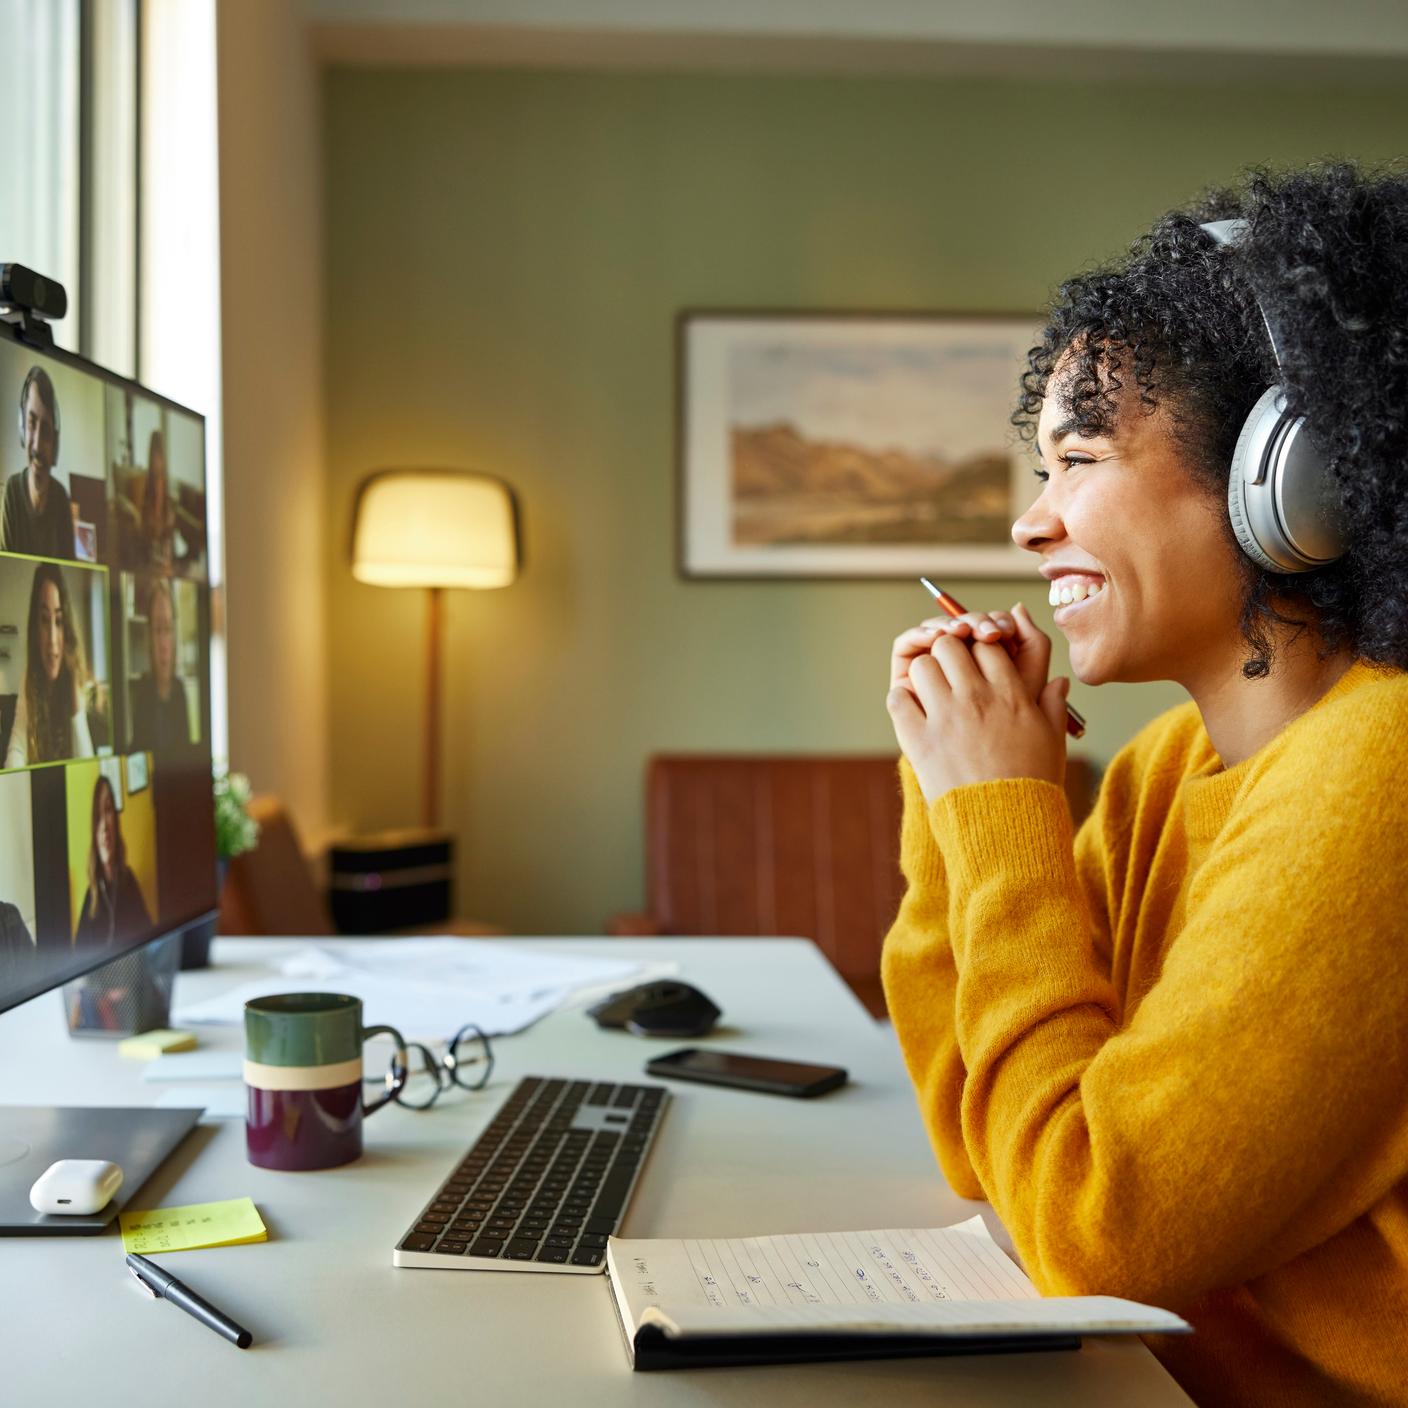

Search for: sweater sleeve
xmin=883 ymin=759 xmax=1120 ymax=1202
xmin=928 ymin=770 xmax=1408 ymax=1312
xmin=880 ymin=759 xmax=982 ymax=1198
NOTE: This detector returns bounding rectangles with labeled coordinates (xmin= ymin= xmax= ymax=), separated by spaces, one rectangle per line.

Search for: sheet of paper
xmin=119 ymin=1197 xmax=267 ymax=1254
xmin=172 ymin=939 xmax=662 ymax=1039
xmin=144 ymin=1051 xmax=245 ymax=1082
xmin=609 ymin=1218 xmax=1190 ymax=1339
xmin=155 ymin=1086 xmax=246 ymax=1120
xmin=173 ymin=974 xmax=575 ymax=1039
xmin=612 ymin=1217 xmax=1030 ymax=1321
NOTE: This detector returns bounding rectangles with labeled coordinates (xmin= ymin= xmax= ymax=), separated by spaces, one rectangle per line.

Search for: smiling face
xmin=38 ymin=579 xmax=64 ymax=683
xmin=23 ymin=381 xmax=56 ymax=483
xmin=1012 ymin=359 xmax=1245 ymax=689
xmin=95 ymin=782 xmax=117 ymax=876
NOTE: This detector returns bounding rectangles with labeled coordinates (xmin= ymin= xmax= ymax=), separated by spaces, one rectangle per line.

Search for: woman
xmin=128 ymin=577 xmax=190 ymax=752
xmin=4 ymin=562 xmax=94 ymax=769
xmin=140 ymin=429 xmax=176 ymax=574
xmin=74 ymin=773 xmax=150 ymax=947
xmin=882 ymin=161 xmax=1408 ymax=1407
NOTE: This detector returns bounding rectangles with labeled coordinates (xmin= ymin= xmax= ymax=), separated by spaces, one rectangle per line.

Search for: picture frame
xmin=677 ymin=310 xmax=1046 ymax=580
xmin=124 ymin=751 xmax=148 ymax=795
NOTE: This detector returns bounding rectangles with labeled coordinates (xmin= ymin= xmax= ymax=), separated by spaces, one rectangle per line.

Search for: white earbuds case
xmin=29 ymin=1159 xmax=125 ymax=1215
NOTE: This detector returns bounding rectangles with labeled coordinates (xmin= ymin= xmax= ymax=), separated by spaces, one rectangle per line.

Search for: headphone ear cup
xmin=1227 ymin=457 xmax=1282 ymax=574
xmin=1226 ymin=386 xmax=1346 ymax=574
xmin=1227 ymin=391 xmax=1286 ymax=573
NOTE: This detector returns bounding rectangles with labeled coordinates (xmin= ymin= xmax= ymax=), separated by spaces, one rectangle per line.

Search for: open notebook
xmin=606 ymin=1216 xmax=1190 ymax=1371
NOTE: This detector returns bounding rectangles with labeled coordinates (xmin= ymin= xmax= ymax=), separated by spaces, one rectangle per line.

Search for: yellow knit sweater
xmin=882 ymin=659 xmax=1408 ymax=1407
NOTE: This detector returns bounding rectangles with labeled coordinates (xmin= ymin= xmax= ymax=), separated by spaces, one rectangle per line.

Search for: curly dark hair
xmin=1012 ymin=159 xmax=1408 ymax=678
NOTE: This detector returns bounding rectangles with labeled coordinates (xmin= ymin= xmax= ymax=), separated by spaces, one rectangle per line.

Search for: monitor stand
xmin=0 ymin=1105 xmax=202 ymax=1235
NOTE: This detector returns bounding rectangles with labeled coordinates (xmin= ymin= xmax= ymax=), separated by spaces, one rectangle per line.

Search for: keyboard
xmin=392 ymin=1075 xmax=670 ymax=1274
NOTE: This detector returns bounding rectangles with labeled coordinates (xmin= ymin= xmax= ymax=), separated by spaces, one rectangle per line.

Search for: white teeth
xmin=1048 ymin=579 xmax=1104 ymax=609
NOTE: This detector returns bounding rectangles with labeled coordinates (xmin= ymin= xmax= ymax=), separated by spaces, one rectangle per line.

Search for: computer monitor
xmin=0 ymin=318 xmax=217 ymax=1227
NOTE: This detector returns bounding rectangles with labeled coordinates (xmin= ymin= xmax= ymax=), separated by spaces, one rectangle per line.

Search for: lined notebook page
xmin=607 ymin=1218 xmax=1191 ymax=1341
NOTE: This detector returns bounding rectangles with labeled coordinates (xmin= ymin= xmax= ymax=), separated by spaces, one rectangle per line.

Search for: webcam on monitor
xmin=0 ymin=264 xmax=67 ymax=348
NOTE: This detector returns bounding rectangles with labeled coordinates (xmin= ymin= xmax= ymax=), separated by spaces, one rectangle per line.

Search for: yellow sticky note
xmin=119 ymin=1197 xmax=268 ymax=1254
xmin=118 ymin=1029 xmax=198 ymax=1060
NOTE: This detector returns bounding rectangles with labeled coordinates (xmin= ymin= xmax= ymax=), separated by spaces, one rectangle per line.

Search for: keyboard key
xmin=401 ymin=1234 xmax=435 ymax=1251
xmin=584 ymin=1217 xmax=618 ymax=1237
xmin=591 ymin=1169 xmax=636 ymax=1219
xmin=544 ymin=1234 xmax=574 ymax=1249
xmin=437 ymin=1241 xmax=468 ymax=1255
xmin=578 ymin=1233 xmax=609 ymax=1248
xmin=503 ymin=1239 xmax=539 ymax=1260
xmin=612 ymin=1088 xmax=636 ymax=1108
xmin=536 ymin=1246 xmax=570 ymax=1263
xmin=571 ymin=1248 xmax=605 ymax=1266
xmin=469 ymin=1238 xmax=504 ymax=1257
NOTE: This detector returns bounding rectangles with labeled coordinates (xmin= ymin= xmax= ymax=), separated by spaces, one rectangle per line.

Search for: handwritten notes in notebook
xmin=607 ymin=1216 xmax=1191 ymax=1348
xmin=613 ymin=1218 xmax=1034 ymax=1325
xmin=119 ymin=1198 xmax=268 ymax=1255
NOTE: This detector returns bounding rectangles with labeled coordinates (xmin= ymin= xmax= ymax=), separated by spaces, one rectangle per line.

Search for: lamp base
xmin=328 ymin=829 xmax=454 ymax=934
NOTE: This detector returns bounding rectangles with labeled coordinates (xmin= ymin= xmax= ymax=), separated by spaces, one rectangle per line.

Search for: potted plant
xmin=181 ymin=767 xmax=261 ymax=970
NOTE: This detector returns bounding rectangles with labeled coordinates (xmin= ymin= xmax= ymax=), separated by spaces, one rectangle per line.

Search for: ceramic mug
xmin=244 ymin=992 xmax=407 ymax=1171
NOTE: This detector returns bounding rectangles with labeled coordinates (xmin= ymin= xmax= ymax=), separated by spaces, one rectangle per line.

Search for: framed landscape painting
xmin=677 ymin=311 xmax=1044 ymax=579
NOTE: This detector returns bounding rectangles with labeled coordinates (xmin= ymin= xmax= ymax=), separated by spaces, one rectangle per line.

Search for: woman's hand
xmin=886 ymin=603 xmax=1069 ymax=805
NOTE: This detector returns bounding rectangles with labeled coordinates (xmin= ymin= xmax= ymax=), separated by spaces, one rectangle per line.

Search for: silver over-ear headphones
xmin=1199 ymin=218 xmax=1347 ymax=574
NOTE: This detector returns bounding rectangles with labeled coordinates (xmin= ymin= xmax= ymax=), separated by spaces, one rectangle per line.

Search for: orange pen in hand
xmin=919 ymin=577 xmax=1087 ymax=740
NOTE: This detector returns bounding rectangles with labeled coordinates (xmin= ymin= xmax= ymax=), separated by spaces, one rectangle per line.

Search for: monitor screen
xmin=0 ymin=323 xmax=215 ymax=1017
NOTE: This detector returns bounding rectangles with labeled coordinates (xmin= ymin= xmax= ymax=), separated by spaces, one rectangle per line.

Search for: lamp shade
xmin=351 ymin=469 xmax=520 ymax=589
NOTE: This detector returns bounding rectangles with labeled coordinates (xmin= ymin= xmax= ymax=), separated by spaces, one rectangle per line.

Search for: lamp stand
xmin=424 ymin=585 xmax=443 ymax=830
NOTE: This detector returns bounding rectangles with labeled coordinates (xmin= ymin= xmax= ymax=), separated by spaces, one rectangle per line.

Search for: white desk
xmin=0 ymin=937 xmax=1190 ymax=1405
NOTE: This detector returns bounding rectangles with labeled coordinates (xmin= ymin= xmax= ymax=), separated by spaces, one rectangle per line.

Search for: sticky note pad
xmin=119 ymin=1197 xmax=267 ymax=1254
xmin=118 ymin=1028 xmax=199 ymax=1060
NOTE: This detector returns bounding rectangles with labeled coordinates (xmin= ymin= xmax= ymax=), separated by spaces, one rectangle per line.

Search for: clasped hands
xmin=887 ymin=602 xmax=1070 ymax=805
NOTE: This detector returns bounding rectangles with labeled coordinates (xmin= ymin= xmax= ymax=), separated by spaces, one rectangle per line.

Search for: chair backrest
xmin=642 ymin=753 xmax=1101 ymax=1017
xmin=217 ymin=794 xmax=332 ymax=937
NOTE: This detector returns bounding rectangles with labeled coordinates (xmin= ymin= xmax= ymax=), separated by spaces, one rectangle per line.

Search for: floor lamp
xmin=351 ymin=468 xmax=521 ymax=831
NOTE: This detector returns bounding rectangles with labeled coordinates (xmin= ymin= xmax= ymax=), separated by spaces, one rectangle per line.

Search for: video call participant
xmin=141 ymin=430 xmax=177 ymax=574
xmin=74 ymin=773 xmax=150 ymax=946
xmin=5 ymin=561 xmax=94 ymax=769
xmin=1 ymin=366 xmax=74 ymax=560
xmin=129 ymin=578 xmax=189 ymax=752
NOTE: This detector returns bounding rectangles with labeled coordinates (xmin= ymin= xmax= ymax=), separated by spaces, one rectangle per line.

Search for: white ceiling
xmin=302 ymin=0 xmax=1408 ymax=82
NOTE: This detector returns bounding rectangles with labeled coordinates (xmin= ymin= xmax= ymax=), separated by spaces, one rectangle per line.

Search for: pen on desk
xmin=126 ymin=1252 xmax=253 ymax=1349
xmin=918 ymin=577 xmax=1087 ymax=740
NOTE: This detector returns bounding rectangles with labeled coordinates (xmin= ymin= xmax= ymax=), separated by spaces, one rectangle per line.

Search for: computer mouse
xmin=587 ymin=980 xmax=722 ymax=1038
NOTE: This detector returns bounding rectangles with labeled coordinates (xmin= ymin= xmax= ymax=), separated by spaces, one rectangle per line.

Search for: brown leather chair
xmin=608 ymin=754 xmax=1100 ymax=1019
xmin=218 ymin=796 xmax=505 ymax=938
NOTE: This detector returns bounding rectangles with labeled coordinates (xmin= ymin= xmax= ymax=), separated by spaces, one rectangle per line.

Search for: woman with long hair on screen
xmin=4 ymin=561 xmax=94 ymax=769
xmin=74 ymin=773 xmax=150 ymax=947
xmin=128 ymin=577 xmax=190 ymax=752
xmin=882 ymin=161 xmax=1408 ymax=1407
xmin=141 ymin=429 xmax=176 ymax=574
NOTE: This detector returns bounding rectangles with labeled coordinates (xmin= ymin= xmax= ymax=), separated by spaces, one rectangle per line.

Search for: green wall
xmin=323 ymin=67 xmax=1408 ymax=933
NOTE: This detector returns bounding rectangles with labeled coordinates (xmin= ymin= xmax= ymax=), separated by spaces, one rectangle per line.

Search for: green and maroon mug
xmin=244 ymin=993 xmax=407 ymax=1171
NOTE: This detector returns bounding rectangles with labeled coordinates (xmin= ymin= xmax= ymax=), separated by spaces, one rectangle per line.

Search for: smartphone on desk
xmin=645 ymin=1047 xmax=848 ymax=1098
